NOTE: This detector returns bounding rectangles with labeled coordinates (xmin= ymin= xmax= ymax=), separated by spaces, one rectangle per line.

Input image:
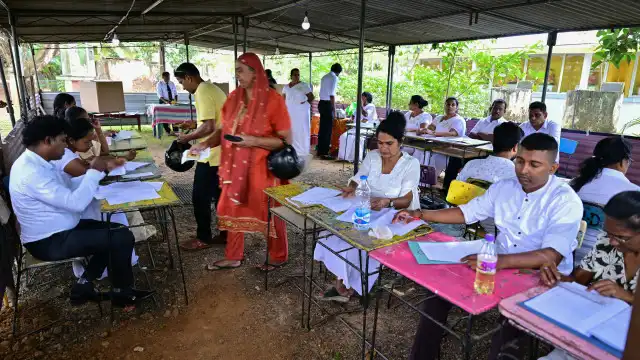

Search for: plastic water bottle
xmin=352 ymin=175 xmax=371 ymax=231
xmin=474 ymin=234 xmax=498 ymax=295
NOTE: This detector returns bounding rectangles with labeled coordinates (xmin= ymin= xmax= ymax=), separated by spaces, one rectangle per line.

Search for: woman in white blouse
xmin=412 ymin=97 xmax=466 ymax=178
xmin=570 ymin=136 xmax=639 ymax=262
xmin=315 ymin=112 xmax=421 ymax=302
xmin=338 ymin=92 xmax=378 ymax=162
xmin=402 ymin=95 xmax=432 ymax=156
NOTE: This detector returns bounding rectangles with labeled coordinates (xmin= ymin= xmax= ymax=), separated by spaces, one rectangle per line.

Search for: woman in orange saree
xmin=191 ymin=53 xmax=292 ymax=271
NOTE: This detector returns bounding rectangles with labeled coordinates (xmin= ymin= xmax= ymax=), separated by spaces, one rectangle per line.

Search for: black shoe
xmin=321 ymin=155 xmax=335 ymax=160
xmin=111 ymin=288 xmax=155 ymax=308
xmin=70 ymin=282 xmax=109 ymax=306
xmin=209 ymin=232 xmax=228 ymax=245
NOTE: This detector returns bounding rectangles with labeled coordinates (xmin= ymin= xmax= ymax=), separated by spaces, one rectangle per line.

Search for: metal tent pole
xmin=308 ymin=52 xmax=312 ymax=84
xmin=185 ymin=33 xmax=193 ymax=122
xmin=9 ymin=15 xmax=27 ymax=118
xmin=233 ymin=16 xmax=238 ymax=87
xmin=385 ymin=45 xmax=395 ymax=115
xmin=242 ymin=16 xmax=248 ymax=53
xmin=160 ymin=43 xmax=166 ymax=72
xmin=541 ymin=31 xmax=557 ymax=103
xmin=0 ymin=56 xmax=16 ymax=126
xmin=353 ymin=0 xmax=366 ymax=174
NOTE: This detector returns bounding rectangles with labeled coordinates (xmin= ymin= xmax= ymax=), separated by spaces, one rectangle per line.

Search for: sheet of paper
xmin=288 ymin=187 xmax=342 ymax=206
xmin=588 ymin=307 xmax=632 ymax=352
xmin=387 ymin=219 xmax=426 ymax=236
xmin=113 ymin=130 xmax=133 ymax=141
xmin=122 ymin=172 xmax=155 ymax=179
xmin=106 ymin=137 xmax=112 ymax=146
xmin=124 ymin=161 xmax=149 ymax=171
xmin=96 ymin=181 xmax=162 ymax=205
xmin=320 ymin=196 xmax=358 ymax=212
xmin=108 ymin=166 xmax=126 ymax=176
xmin=336 ymin=208 xmax=393 ymax=225
xmin=524 ymin=282 xmax=630 ymax=336
xmin=181 ymin=148 xmax=210 ymax=164
xmin=106 ymin=189 xmax=160 ymax=205
xmin=147 ymin=182 xmax=164 ymax=191
xmin=417 ymin=240 xmax=483 ymax=263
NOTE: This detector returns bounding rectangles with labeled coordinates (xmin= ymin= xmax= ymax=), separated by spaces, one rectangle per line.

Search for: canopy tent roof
xmin=0 ymin=0 xmax=639 ymax=54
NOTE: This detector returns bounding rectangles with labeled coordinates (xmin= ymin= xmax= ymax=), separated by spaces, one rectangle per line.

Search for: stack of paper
xmin=181 ymin=148 xmax=210 ymax=164
xmin=287 ymin=187 xmax=341 ymax=207
xmin=416 ymin=240 xmax=483 ymax=263
xmin=96 ymin=181 xmax=162 ymax=205
xmin=522 ymin=282 xmax=631 ymax=352
xmin=336 ymin=208 xmax=426 ymax=236
xmin=108 ymin=161 xmax=151 ymax=177
xmin=320 ymin=196 xmax=357 ymax=212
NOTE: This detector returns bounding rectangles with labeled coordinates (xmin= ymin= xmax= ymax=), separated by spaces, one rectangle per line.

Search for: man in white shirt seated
xmin=468 ymin=99 xmax=507 ymax=141
xmin=520 ymin=101 xmax=561 ymax=145
xmin=395 ymin=133 xmax=583 ymax=360
xmin=156 ymin=71 xmax=179 ymax=135
xmin=9 ymin=116 xmax=153 ymax=307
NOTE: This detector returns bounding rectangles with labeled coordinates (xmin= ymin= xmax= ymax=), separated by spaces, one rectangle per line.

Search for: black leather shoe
xmin=111 ymin=288 xmax=155 ymax=308
xmin=70 ymin=282 xmax=109 ymax=306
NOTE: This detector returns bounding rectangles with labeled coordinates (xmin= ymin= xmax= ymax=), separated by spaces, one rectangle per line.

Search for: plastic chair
xmin=559 ymin=138 xmax=579 ymax=177
xmin=446 ymin=180 xmax=487 ymax=205
xmin=582 ymin=201 xmax=605 ymax=230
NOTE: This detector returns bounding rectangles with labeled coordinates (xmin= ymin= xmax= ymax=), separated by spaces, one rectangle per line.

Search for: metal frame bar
xmin=352 ymin=0 xmax=366 ymax=174
xmin=385 ymin=45 xmax=395 ymax=114
xmin=9 ymin=15 xmax=27 ymax=118
xmin=541 ymin=31 xmax=557 ymax=102
xmin=0 ymin=55 xmax=16 ymax=126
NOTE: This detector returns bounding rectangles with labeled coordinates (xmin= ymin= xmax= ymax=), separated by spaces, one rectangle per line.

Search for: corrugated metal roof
xmin=0 ymin=0 xmax=638 ymax=54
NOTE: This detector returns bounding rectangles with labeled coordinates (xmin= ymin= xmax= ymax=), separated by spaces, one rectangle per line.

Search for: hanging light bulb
xmin=301 ymin=11 xmax=310 ymax=30
xmin=111 ymin=33 xmax=120 ymax=46
xmin=275 ymin=46 xmax=280 ymax=56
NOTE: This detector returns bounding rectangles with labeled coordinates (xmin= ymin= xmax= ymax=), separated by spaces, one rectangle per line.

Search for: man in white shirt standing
xmin=396 ymin=133 xmax=583 ymax=360
xmin=468 ymin=99 xmax=507 ymax=141
xmin=157 ymin=71 xmax=179 ymax=135
xmin=10 ymin=116 xmax=152 ymax=307
xmin=317 ymin=63 xmax=342 ymax=160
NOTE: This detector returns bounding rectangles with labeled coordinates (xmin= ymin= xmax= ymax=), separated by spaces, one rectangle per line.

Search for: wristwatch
xmin=389 ymin=200 xmax=394 ymax=208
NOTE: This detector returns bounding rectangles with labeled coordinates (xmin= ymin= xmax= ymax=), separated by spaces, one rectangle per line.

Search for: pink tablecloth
xmin=147 ymin=104 xmax=196 ymax=126
xmin=499 ymin=286 xmax=618 ymax=360
xmin=369 ymin=232 xmax=539 ymax=315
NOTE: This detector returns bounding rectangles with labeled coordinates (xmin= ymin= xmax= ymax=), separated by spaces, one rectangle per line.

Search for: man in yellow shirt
xmin=174 ymin=63 xmax=228 ymax=250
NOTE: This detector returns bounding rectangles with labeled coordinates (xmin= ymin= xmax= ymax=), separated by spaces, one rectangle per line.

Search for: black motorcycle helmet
xmin=165 ymin=140 xmax=195 ymax=172
xmin=267 ymin=142 xmax=303 ymax=180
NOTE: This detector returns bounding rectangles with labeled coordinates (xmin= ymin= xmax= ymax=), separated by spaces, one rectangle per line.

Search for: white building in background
xmin=420 ymin=31 xmax=640 ymax=133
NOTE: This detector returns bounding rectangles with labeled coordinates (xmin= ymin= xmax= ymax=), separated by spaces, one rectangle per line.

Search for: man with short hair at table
xmin=520 ymin=102 xmax=562 ymax=163
xmin=174 ymin=63 xmax=228 ymax=249
xmin=157 ymin=71 xmax=179 ymax=136
xmin=10 ymin=115 xmax=152 ymax=307
xmin=394 ymin=133 xmax=583 ymax=360
xmin=468 ymin=99 xmax=507 ymax=141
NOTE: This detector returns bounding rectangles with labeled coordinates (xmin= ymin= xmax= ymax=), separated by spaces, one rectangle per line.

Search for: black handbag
xmin=267 ymin=139 xmax=303 ymax=180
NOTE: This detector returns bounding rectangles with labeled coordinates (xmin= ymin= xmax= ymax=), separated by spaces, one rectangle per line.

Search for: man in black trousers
xmin=317 ymin=63 xmax=342 ymax=159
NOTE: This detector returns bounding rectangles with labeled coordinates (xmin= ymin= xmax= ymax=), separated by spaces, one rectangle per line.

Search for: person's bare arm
xmin=178 ymin=120 xmax=216 ymax=143
xmin=193 ymin=130 xmax=222 ymax=151
xmin=396 ymin=207 xmax=466 ymax=224
xmin=434 ymin=129 xmax=459 ymax=137
xmin=477 ymin=132 xmax=493 ymax=141
xmin=306 ymin=92 xmax=315 ymax=103
xmin=468 ymin=132 xmax=481 ymax=140
xmin=371 ymin=191 xmax=413 ymax=211
xmin=330 ymin=95 xmax=336 ymax=118
xmin=236 ymin=129 xmax=292 ymax=151
xmin=63 ymin=158 xmax=90 ymax=177
xmin=464 ymin=248 xmax=563 ymax=271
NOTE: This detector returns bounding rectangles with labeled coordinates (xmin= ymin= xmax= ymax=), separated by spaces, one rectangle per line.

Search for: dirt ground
xmin=0 ymin=131 xmax=516 ymax=360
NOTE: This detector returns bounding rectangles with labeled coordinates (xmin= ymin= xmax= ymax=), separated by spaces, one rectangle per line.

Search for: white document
xmin=122 ymin=172 xmax=154 ymax=179
xmin=387 ymin=219 xmax=426 ymax=236
xmin=417 ymin=240 xmax=483 ymax=263
xmin=106 ymin=137 xmax=112 ymax=146
xmin=588 ymin=307 xmax=632 ymax=351
xmin=147 ymin=182 xmax=164 ymax=191
xmin=95 ymin=181 xmax=162 ymax=205
xmin=320 ymin=196 xmax=358 ymax=212
xmin=114 ymin=130 xmax=133 ymax=141
xmin=124 ymin=161 xmax=149 ymax=171
xmin=108 ymin=166 xmax=126 ymax=176
xmin=524 ymin=282 xmax=630 ymax=337
xmin=106 ymin=189 xmax=160 ymax=205
xmin=336 ymin=207 xmax=392 ymax=223
xmin=181 ymin=148 xmax=210 ymax=164
xmin=288 ymin=187 xmax=342 ymax=207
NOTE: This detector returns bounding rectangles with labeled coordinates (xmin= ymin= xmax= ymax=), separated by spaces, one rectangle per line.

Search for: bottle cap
xmin=360 ymin=175 xmax=368 ymax=180
xmin=485 ymin=234 xmax=495 ymax=242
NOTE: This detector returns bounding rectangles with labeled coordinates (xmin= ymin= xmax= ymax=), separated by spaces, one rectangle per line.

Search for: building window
xmin=560 ymin=55 xmax=585 ymax=93
xmin=606 ymin=59 xmax=636 ymax=96
xmin=527 ymin=55 xmax=563 ymax=92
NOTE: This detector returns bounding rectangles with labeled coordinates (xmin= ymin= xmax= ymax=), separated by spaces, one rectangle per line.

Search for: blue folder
xmin=408 ymin=241 xmax=456 ymax=265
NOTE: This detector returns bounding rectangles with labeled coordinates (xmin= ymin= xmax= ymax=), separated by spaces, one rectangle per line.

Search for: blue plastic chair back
xmin=583 ymin=201 xmax=605 ymax=230
xmin=559 ymin=138 xmax=579 ymax=155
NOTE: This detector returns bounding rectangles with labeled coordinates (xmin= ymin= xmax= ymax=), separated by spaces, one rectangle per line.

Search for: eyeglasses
xmin=607 ymin=232 xmax=636 ymax=244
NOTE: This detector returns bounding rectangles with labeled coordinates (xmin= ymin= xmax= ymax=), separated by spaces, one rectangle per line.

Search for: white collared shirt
xmin=459 ymin=176 xmax=583 ymax=274
xmin=577 ymin=168 xmax=640 ymax=206
xmin=156 ymin=80 xmax=178 ymax=101
xmin=361 ymin=103 xmax=378 ymax=122
xmin=404 ymin=112 xmax=432 ymax=131
xmin=470 ymin=116 xmax=506 ymax=135
xmin=9 ymin=149 xmax=105 ymax=244
xmin=433 ymin=114 xmax=466 ymax=137
xmin=319 ymin=71 xmax=338 ymax=101
xmin=520 ymin=119 xmax=561 ymax=144
xmin=457 ymin=155 xmax=515 ymax=184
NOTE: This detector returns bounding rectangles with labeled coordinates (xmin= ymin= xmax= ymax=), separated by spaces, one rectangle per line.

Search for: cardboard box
xmin=79 ymin=81 xmax=125 ymax=113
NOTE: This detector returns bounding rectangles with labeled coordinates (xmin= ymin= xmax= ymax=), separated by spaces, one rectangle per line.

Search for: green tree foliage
xmin=593 ymin=28 xmax=640 ymax=69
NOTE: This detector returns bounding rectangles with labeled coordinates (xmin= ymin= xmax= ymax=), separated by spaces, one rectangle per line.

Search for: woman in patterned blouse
xmin=541 ymin=191 xmax=640 ymax=304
